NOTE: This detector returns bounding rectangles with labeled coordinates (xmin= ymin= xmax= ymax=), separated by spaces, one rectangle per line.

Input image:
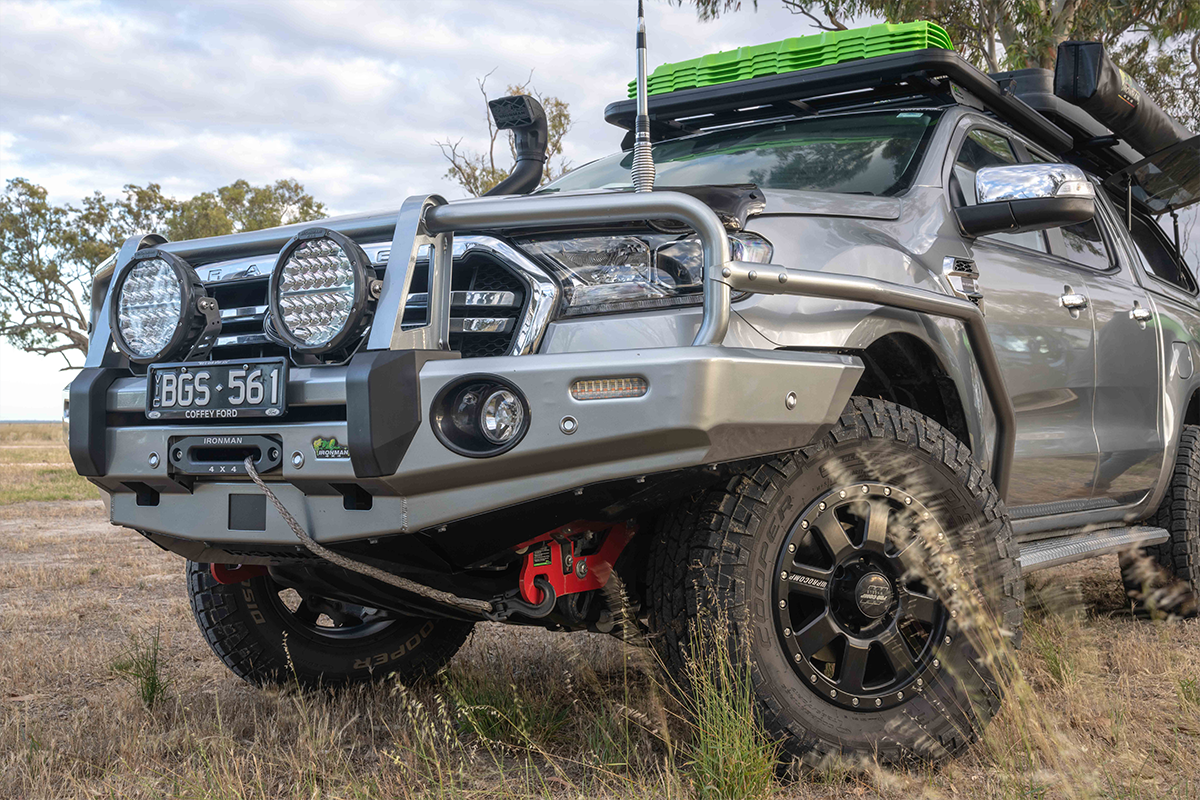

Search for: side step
xmin=1017 ymin=526 xmax=1169 ymax=574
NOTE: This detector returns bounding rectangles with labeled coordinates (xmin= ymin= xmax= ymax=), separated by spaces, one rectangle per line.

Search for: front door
xmin=949 ymin=127 xmax=1099 ymax=508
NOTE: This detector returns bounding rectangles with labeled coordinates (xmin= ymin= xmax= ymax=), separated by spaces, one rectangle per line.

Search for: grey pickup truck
xmin=66 ymin=21 xmax=1199 ymax=764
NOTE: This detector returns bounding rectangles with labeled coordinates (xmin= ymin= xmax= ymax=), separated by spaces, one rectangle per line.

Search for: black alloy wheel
xmin=645 ymin=397 xmax=1023 ymax=764
xmin=776 ymin=483 xmax=948 ymax=712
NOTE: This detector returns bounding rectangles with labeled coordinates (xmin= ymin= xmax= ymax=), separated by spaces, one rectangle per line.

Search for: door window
xmin=1128 ymin=213 xmax=1196 ymax=291
xmin=951 ymin=129 xmax=1049 ymax=253
xmin=1060 ymin=219 xmax=1113 ymax=271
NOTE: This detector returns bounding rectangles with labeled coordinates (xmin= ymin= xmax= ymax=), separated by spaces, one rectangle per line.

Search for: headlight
xmin=109 ymin=250 xmax=207 ymax=363
xmin=518 ymin=231 xmax=772 ymax=317
xmin=268 ymin=227 xmax=376 ymax=354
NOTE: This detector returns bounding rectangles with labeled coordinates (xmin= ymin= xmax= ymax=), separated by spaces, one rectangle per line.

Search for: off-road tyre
xmin=1120 ymin=425 xmax=1200 ymax=617
xmin=187 ymin=561 xmax=475 ymax=687
xmin=645 ymin=397 xmax=1023 ymax=765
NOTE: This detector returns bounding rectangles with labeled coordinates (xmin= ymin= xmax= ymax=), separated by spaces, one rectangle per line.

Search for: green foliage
xmin=0 ymin=177 xmax=325 ymax=361
xmin=110 ymin=626 xmax=172 ymax=710
xmin=680 ymin=620 xmax=777 ymax=800
xmin=447 ymin=674 xmax=573 ymax=748
xmin=1180 ymin=676 xmax=1200 ymax=708
xmin=682 ymin=0 xmax=1200 ymax=130
xmin=436 ymin=72 xmax=574 ymax=197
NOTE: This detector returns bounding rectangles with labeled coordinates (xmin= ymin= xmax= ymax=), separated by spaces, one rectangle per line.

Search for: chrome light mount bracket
xmin=367 ymin=194 xmax=455 ymax=352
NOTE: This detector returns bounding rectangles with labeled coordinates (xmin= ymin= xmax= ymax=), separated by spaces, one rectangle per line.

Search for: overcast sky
xmin=0 ymin=0 xmax=831 ymax=419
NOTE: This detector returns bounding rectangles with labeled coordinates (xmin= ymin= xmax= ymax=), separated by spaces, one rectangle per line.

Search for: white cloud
xmin=0 ymin=0 xmax=839 ymax=418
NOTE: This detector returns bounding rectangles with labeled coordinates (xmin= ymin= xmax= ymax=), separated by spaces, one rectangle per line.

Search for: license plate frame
xmin=145 ymin=357 xmax=288 ymax=420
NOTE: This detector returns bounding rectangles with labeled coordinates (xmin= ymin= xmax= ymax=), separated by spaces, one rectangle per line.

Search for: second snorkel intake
xmin=632 ymin=0 xmax=656 ymax=192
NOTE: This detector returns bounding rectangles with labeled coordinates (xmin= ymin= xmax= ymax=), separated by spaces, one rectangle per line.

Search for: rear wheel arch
xmin=1183 ymin=388 xmax=1200 ymax=426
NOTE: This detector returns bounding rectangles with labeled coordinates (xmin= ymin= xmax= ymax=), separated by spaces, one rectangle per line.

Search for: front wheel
xmin=645 ymin=398 xmax=1022 ymax=764
xmin=187 ymin=561 xmax=475 ymax=687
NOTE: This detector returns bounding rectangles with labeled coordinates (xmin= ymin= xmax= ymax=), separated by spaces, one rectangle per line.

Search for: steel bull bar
xmin=384 ymin=191 xmax=1014 ymax=498
xmin=73 ymin=190 xmax=1013 ymax=502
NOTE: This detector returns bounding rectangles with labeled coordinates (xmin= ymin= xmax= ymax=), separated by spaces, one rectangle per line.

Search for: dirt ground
xmin=1 ymin=429 xmax=1198 ymax=798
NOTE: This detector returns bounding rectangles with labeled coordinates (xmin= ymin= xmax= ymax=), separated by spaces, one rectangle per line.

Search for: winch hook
xmin=486 ymin=575 xmax=557 ymax=621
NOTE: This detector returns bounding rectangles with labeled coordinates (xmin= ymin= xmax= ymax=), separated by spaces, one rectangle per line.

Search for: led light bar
xmin=570 ymin=377 xmax=649 ymax=401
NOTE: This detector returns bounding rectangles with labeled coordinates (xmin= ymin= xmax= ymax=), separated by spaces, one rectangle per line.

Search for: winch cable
xmin=242 ymin=456 xmax=496 ymax=617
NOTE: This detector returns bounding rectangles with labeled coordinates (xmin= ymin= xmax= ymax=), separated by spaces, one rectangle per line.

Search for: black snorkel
xmin=484 ymin=94 xmax=549 ymax=196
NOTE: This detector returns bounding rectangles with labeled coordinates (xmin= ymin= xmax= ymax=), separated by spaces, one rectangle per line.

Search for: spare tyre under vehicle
xmin=645 ymin=397 xmax=1023 ymax=764
xmin=187 ymin=561 xmax=475 ymax=687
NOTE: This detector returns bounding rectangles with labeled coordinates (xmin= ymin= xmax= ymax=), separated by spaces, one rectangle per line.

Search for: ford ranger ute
xmin=65 ymin=20 xmax=1200 ymax=764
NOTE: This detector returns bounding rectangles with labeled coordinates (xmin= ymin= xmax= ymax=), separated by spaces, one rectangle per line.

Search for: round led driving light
xmin=480 ymin=388 xmax=524 ymax=444
xmin=268 ymin=227 xmax=376 ymax=354
xmin=109 ymin=249 xmax=207 ymax=364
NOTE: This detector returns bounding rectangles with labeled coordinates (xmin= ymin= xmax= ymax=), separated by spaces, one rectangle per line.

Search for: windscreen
xmin=542 ymin=110 xmax=942 ymax=197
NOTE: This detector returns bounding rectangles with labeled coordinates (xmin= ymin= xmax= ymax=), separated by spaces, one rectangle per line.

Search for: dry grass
xmin=0 ymin=423 xmax=96 ymax=505
xmin=0 ymin=423 xmax=1196 ymax=798
xmin=0 ymin=423 xmax=62 ymax=444
xmin=0 ymin=497 xmax=1195 ymax=799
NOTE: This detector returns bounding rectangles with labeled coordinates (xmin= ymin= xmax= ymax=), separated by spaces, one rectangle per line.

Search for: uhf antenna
xmin=632 ymin=0 xmax=656 ymax=192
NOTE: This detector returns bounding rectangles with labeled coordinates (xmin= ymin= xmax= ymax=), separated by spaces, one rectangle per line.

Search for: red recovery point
xmin=210 ymin=564 xmax=269 ymax=584
xmin=516 ymin=521 xmax=634 ymax=606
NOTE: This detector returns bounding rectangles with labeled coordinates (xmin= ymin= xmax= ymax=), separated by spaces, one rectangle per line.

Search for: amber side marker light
xmin=570 ymin=377 xmax=649 ymax=400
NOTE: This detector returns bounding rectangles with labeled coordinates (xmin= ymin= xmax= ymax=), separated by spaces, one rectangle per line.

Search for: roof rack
xmin=605 ymin=49 xmax=1074 ymax=155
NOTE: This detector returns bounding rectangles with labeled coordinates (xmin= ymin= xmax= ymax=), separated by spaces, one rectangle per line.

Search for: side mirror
xmin=956 ymin=163 xmax=1096 ymax=237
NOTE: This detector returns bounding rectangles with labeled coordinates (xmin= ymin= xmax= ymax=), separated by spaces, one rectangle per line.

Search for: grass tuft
xmin=1179 ymin=677 xmax=1200 ymax=709
xmin=110 ymin=626 xmax=172 ymax=709
xmin=678 ymin=617 xmax=777 ymax=800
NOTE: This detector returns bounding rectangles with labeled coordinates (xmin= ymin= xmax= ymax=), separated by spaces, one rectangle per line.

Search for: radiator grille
xmin=202 ymin=242 xmax=529 ymax=363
